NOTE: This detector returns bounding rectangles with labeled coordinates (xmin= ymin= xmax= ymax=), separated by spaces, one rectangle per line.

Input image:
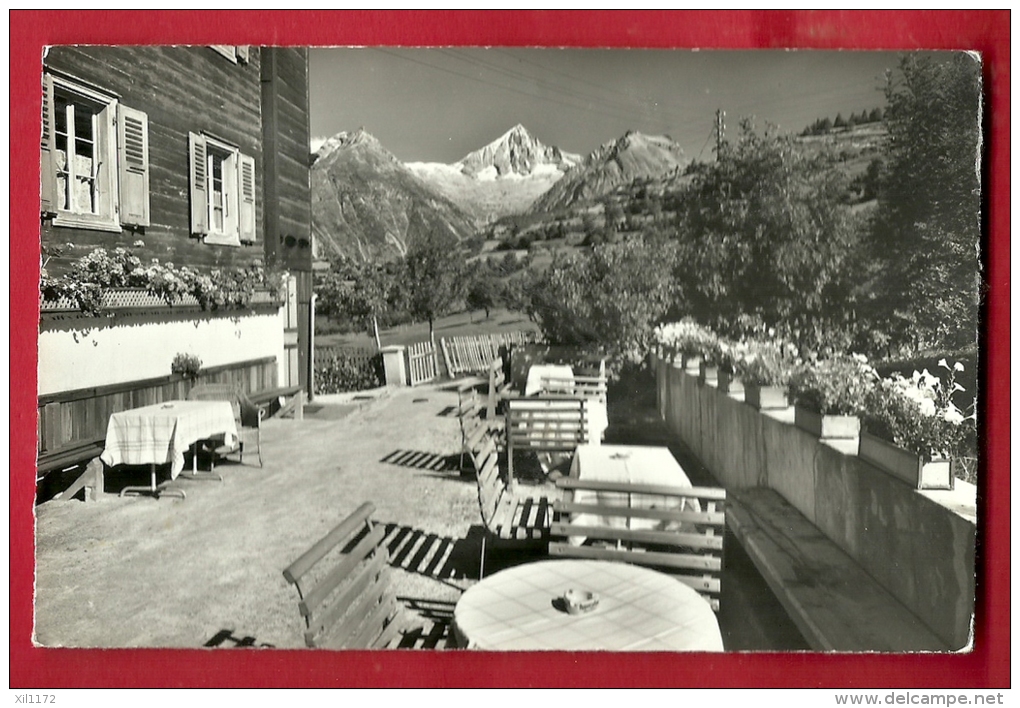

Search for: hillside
xmin=528 ymin=131 xmax=690 ymax=215
xmin=311 ymin=130 xmax=477 ymax=263
xmin=407 ymin=124 xmax=580 ymax=223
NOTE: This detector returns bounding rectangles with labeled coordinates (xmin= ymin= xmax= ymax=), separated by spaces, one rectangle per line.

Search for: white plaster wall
xmin=37 ymin=309 xmax=285 ymax=396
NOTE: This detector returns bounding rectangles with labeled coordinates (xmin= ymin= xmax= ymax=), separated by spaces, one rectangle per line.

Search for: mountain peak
xmin=455 ymin=125 xmax=580 ymax=179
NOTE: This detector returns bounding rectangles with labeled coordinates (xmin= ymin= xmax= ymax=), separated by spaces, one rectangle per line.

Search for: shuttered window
xmin=42 ymin=73 xmax=147 ymax=232
xmin=188 ymin=131 xmax=256 ymax=246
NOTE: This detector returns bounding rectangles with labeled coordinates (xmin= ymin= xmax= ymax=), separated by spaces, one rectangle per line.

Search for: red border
xmin=11 ymin=11 xmax=1009 ymax=688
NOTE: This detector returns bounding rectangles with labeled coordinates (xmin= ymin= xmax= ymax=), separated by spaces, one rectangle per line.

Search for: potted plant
xmin=653 ymin=320 xmax=717 ymax=373
xmin=787 ymin=354 xmax=875 ymax=439
xmin=733 ymin=337 xmax=798 ymax=410
xmin=715 ymin=341 xmax=746 ymax=395
xmin=857 ymin=360 xmax=976 ymax=490
xmin=171 ymin=352 xmax=203 ymax=380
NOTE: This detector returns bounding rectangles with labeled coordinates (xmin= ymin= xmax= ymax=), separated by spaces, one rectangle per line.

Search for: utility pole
xmin=715 ymin=109 xmax=726 ymax=161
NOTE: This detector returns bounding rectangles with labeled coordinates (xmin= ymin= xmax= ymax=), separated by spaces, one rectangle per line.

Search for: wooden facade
xmin=36 ymin=46 xmax=315 ymax=479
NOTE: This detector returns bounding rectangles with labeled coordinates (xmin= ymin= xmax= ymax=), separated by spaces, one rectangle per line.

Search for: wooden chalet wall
xmin=41 ymin=46 xmax=266 ymax=275
xmin=261 ymin=47 xmax=314 ymax=389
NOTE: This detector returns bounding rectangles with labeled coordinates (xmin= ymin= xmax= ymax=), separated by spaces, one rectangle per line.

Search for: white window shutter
xmin=40 ymin=74 xmax=56 ymax=214
xmin=238 ymin=153 xmax=257 ymax=242
xmin=188 ymin=131 xmax=208 ymax=236
xmin=117 ymin=104 xmax=150 ymax=228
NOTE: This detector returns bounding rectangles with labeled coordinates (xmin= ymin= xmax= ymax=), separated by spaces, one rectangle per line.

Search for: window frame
xmin=49 ymin=74 xmax=121 ymax=233
xmin=201 ymin=134 xmax=242 ymax=247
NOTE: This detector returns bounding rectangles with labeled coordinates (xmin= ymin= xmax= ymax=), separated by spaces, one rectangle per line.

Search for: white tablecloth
xmin=566 ymin=444 xmax=699 ymax=542
xmin=524 ymin=364 xmax=575 ymax=396
xmin=453 ymin=559 xmax=723 ymax=651
xmin=99 ymin=400 xmax=238 ymax=479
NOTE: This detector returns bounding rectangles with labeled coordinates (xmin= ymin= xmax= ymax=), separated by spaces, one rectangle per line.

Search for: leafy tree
xmin=465 ymin=265 xmax=502 ymax=319
xmin=525 ymin=239 xmax=678 ymax=364
xmin=400 ymin=229 xmax=468 ymax=342
xmin=315 ymin=258 xmax=401 ymax=348
xmin=867 ymin=52 xmax=982 ymax=352
xmin=675 ymin=118 xmax=867 ymax=355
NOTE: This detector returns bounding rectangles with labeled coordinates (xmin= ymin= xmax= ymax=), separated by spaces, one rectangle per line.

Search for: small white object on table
xmin=566 ymin=444 xmax=700 ymax=543
xmin=100 ymin=400 xmax=239 ymax=498
xmin=452 ymin=559 xmax=723 ymax=651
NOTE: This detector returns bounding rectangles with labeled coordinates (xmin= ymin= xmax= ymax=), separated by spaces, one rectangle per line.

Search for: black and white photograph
xmin=27 ymin=32 xmax=989 ymax=672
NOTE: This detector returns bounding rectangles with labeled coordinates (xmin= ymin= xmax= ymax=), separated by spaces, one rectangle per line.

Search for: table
xmin=524 ymin=364 xmax=575 ymax=397
xmin=100 ymin=400 xmax=239 ymax=498
xmin=566 ymin=444 xmax=700 ymax=542
xmin=452 ymin=559 xmax=724 ymax=651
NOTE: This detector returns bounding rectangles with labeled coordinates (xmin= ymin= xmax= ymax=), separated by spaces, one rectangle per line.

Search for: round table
xmin=452 ymin=559 xmax=724 ymax=651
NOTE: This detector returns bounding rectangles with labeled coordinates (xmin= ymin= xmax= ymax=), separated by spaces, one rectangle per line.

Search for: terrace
xmin=34 ymin=369 xmax=800 ymax=651
xmin=33 ymin=342 xmax=974 ymax=652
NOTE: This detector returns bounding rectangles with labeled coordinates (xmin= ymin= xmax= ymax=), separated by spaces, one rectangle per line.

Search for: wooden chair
xmin=487 ymin=356 xmax=511 ymax=420
xmin=187 ymin=383 xmax=263 ymax=466
xmin=471 ymin=424 xmax=553 ymax=578
xmin=283 ymin=502 xmax=453 ymax=649
xmin=549 ymin=478 xmax=726 ymax=611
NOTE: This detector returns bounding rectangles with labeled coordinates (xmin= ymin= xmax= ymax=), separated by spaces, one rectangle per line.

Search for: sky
xmin=309 ymin=48 xmax=905 ymax=164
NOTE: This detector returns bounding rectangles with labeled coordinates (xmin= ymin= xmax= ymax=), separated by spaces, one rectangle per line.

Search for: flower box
xmin=698 ymin=361 xmax=718 ymax=386
xmin=794 ymin=406 xmax=860 ymax=440
xmin=718 ymin=370 xmax=744 ymax=395
xmin=744 ymin=383 xmax=788 ymax=410
xmin=858 ymin=431 xmax=955 ymax=490
xmin=682 ymin=354 xmax=702 ymax=374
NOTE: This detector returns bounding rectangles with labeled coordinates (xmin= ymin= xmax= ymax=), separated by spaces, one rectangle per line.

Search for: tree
xmin=675 ymin=118 xmax=867 ymax=354
xmin=465 ymin=266 xmax=502 ymax=319
xmin=868 ymin=52 xmax=982 ymax=352
xmin=525 ymin=239 xmax=678 ymax=363
xmin=401 ymin=229 xmax=468 ymax=342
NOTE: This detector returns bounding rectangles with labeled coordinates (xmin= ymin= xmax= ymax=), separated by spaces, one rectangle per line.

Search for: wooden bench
xmin=457 ymin=381 xmax=492 ymax=471
xmin=550 ymin=478 xmax=726 ymax=611
xmin=486 ymin=357 xmax=511 ymax=420
xmin=470 ymin=423 xmax=553 ymax=578
xmin=249 ymin=384 xmax=304 ymax=420
xmin=505 ymin=398 xmax=589 ymax=485
xmin=726 ymin=487 xmax=949 ymax=651
xmin=38 ymin=436 xmax=107 ymax=502
xmin=283 ymin=501 xmax=451 ymax=649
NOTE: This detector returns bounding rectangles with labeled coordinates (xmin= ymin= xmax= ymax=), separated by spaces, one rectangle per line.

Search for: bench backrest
xmin=471 ymin=427 xmax=508 ymax=531
xmin=506 ymin=398 xmax=589 ymax=453
xmin=457 ymin=382 xmax=488 ymax=457
xmin=282 ymin=501 xmax=400 ymax=648
xmin=487 ymin=357 xmax=510 ymax=420
xmin=549 ymin=479 xmax=726 ymax=611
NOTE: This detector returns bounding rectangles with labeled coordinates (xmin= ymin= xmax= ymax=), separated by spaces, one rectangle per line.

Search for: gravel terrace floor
xmin=33 ymin=379 xmax=807 ymax=651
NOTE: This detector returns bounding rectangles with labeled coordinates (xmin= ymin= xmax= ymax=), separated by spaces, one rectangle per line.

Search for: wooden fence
xmin=407 ymin=340 xmax=439 ymax=386
xmin=440 ymin=331 xmax=541 ymax=377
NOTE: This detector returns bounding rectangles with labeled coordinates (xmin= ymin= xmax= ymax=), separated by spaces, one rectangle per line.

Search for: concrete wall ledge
xmin=654 ymin=352 xmax=975 ymax=651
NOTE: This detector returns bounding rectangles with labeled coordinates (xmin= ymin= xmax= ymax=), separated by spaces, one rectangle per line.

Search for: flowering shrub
xmin=171 ymin=352 xmax=202 ymax=378
xmin=860 ymin=359 xmax=977 ymax=463
xmin=40 ymin=247 xmax=282 ymax=318
xmin=315 ymin=348 xmax=384 ymax=394
xmin=732 ymin=337 xmax=800 ymax=387
xmin=787 ymin=354 xmax=877 ymax=416
xmin=653 ymin=319 xmax=718 ymax=357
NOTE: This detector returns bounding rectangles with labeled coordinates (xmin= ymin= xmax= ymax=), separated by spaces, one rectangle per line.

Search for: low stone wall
xmin=653 ymin=352 xmax=976 ymax=650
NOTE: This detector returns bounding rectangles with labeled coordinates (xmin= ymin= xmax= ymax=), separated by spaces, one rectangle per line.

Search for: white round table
xmin=453 ymin=559 xmax=724 ymax=651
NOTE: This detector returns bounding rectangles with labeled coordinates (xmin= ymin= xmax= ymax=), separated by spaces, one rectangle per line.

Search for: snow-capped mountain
xmin=406 ymin=124 xmax=580 ymax=221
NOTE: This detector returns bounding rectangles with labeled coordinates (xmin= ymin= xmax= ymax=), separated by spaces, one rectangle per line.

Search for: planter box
xmin=744 ymin=383 xmax=788 ymax=410
xmin=718 ymin=370 xmax=744 ymax=395
xmin=794 ymin=406 xmax=861 ymax=440
xmin=682 ymin=354 xmax=702 ymax=374
xmin=698 ymin=362 xmax=719 ymax=386
xmin=858 ymin=431 xmax=955 ymax=490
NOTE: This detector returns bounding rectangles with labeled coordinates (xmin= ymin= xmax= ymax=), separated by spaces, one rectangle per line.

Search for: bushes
xmin=315 ymin=348 xmax=384 ymax=394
